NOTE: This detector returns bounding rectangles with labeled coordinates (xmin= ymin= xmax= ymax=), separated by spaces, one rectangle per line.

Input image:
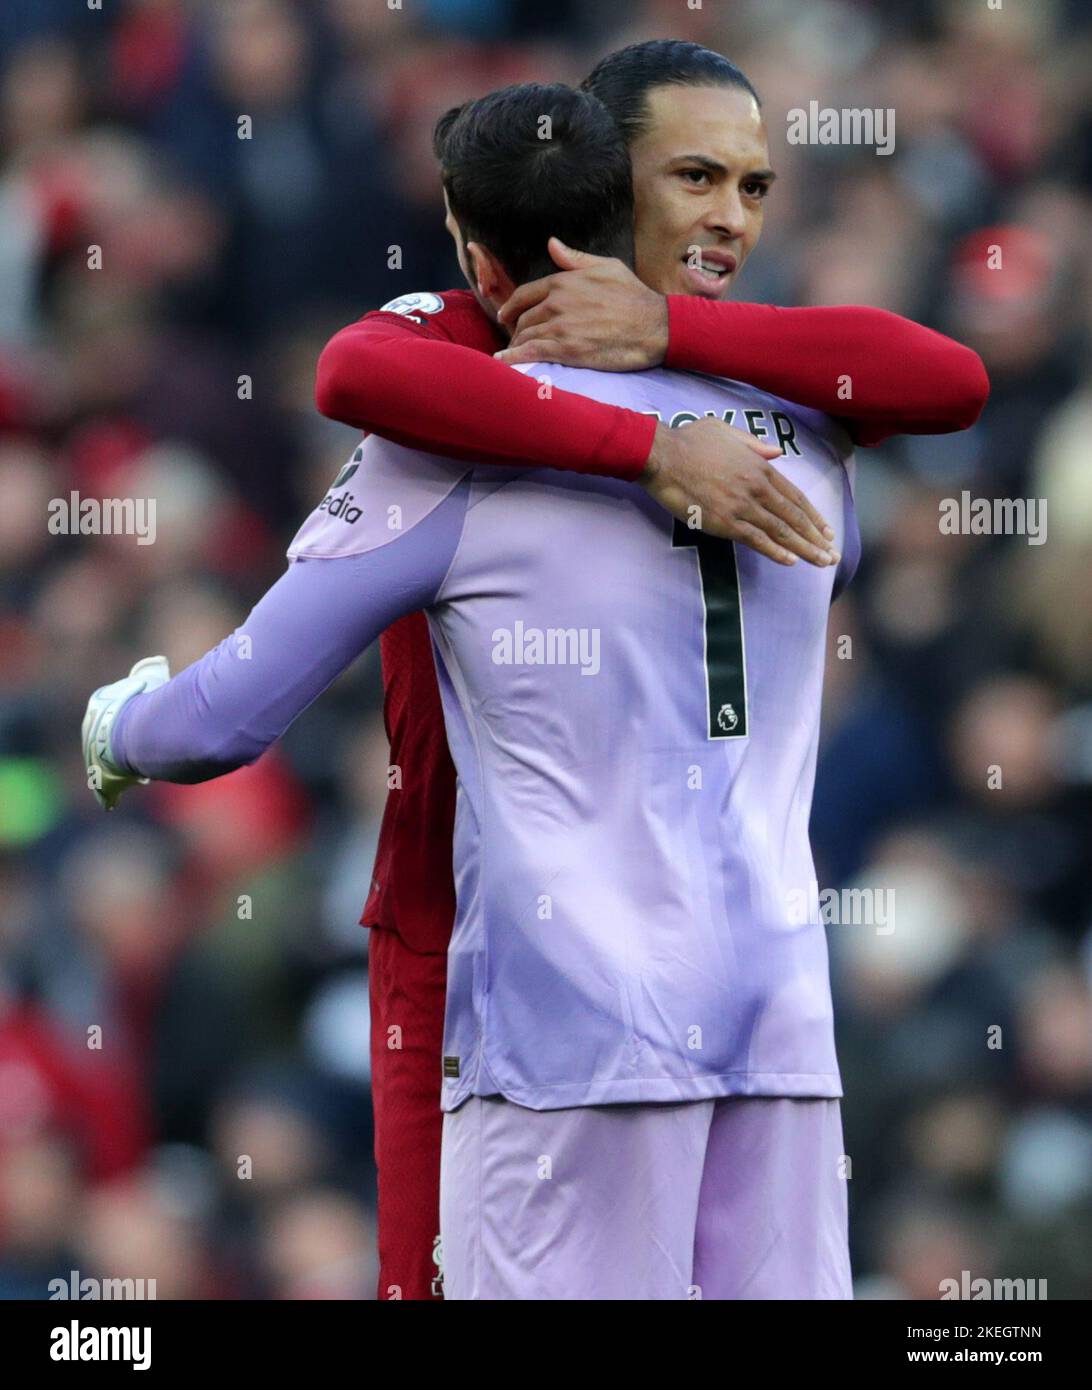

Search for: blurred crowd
xmin=1 ymin=0 xmax=1090 ymax=1300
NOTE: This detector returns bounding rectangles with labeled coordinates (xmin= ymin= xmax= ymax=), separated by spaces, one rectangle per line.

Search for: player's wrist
xmin=641 ymin=294 xmax=670 ymax=367
xmin=637 ymin=423 xmax=673 ymax=486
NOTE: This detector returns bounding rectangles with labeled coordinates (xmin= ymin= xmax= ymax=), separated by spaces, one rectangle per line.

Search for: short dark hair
xmin=582 ymin=40 xmax=761 ymax=145
xmin=433 ymin=82 xmax=634 ymax=286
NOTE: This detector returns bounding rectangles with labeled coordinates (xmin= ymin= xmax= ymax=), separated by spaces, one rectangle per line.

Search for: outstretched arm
xmin=84 ymin=486 xmax=466 ymax=800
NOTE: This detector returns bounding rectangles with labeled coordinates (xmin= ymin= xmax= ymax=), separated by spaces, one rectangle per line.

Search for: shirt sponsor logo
xmin=318 ymin=491 xmax=362 ymax=523
xmin=318 ymin=452 xmax=363 ymax=523
xmin=332 ymin=458 xmax=360 ymax=489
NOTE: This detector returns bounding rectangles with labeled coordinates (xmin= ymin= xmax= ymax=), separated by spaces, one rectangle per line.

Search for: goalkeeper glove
xmin=82 ymin=654 xmax=170 ymax=811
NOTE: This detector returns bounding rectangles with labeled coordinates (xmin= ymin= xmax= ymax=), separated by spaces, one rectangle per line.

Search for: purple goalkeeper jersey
xmin=111 ymin=364 xmax=859 ymax=1110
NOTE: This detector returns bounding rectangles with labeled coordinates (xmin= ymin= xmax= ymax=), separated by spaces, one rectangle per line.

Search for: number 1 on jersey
xmin=671 ymin=520 xmax=748 ymax=739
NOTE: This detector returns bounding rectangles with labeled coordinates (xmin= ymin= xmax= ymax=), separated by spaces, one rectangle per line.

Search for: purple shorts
xmin=440 ymin=1095 xmax=852 ymax=1299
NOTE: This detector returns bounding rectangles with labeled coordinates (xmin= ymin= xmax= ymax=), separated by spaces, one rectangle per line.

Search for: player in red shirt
xmin=316 ymin=43 xmax=989 ymax=1300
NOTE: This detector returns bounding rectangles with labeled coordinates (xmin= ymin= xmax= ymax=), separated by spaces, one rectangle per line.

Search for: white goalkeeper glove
xmin=82 ymin=654 xmax=171 ymax=811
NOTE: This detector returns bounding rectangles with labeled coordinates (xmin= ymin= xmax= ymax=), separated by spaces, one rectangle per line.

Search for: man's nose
xmin=701 ymin=186 xmax=748 ymax=239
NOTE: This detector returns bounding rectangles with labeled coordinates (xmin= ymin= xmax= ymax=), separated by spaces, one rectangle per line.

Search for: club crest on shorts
xmin=380 ymin=291 xmax=444 ymax=317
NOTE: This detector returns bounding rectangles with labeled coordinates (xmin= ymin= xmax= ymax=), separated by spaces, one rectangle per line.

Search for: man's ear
xmin=467 ymin=242 xmax=515 ymax=309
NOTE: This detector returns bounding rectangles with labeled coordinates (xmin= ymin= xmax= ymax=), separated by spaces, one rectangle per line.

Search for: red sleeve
xmin=315 ymin=290 xmax=655 ymax=482
xmin=664 ymin=298 xmax=990 ymax=447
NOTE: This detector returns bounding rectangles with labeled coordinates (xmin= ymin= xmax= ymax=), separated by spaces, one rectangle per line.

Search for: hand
xmin=82 ymin=655 xmax=171 ymax=810
xmin=640 ymin=420 xmax=839 ymax=567
xmin=494 ymin=237 xmax=669 ymax=371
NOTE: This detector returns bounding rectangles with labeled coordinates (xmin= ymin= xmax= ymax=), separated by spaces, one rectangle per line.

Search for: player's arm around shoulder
xmin=494 ymin=239 xmax=988 ymax=443
xmin=314 ymin=289 xmax=501 ymax=427
xmin=316 ymin=285 xmax=837 ymax=567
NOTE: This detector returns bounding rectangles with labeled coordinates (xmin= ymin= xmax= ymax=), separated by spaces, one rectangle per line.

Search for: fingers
xmin=741 ymin=436 xmax=784 ymax=460
xmin=494 ymin=338 xmax=564 ymax=365
xmin=650 ymin=423 xmax=841 ymax=568
xmin=650 ymin=481 xmax=835 ymax=568
xmin=748 ymin=502 xmax=837 ymax=565
xmin=723 ymin=439 xmax=836 ymax=564
xmin=765 ymin=466 xmax=836 ymax=541
xmin=721 ymin=519 xmax=798 ymax=566
xmin=756 ymin=479 xmax=838 ymax=562
xmin=548 ymin=237 xmax=600 ymax=270
xmin=506 ymin=301 xmax=555 ymax=340
xmin=497 ymin=275 xmax=557 ymax=328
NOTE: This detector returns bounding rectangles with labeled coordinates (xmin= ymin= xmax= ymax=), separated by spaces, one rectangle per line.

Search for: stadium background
xmin=1 ymin=0 xmax=1091 ymax=1300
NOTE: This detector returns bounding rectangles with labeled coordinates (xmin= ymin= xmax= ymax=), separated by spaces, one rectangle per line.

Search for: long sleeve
xmin=665 ymin=298 xmax=990 ymax=446
xmin=110 ymin=485 xmax=468 ymax=783
xmin=315 ymin=306 xmax=657 ymax=481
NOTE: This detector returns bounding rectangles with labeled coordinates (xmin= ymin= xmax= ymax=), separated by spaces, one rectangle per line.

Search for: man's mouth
xmin=681 ymin=249 xmax=738 ymax=289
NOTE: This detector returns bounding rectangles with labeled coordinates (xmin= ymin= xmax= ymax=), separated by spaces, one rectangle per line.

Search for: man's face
xmin=629 ymin=83 xmax=773 ymax=300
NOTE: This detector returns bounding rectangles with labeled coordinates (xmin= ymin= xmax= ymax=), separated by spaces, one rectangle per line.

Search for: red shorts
xmin=368 ymin=925 xmax=447 ymax=1300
